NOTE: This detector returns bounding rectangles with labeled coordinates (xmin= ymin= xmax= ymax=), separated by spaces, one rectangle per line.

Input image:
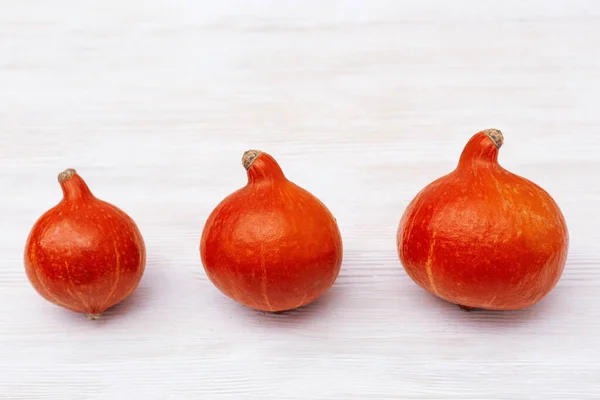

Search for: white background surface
xmin=1 ymin=1 xmax=599 ymax=399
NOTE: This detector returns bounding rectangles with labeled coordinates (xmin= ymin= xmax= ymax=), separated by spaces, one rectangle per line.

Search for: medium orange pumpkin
xmin=398 ymin=129 xmax=569 ymax=310
xmin=25 ymin=169 xmax=146 ymax=319
xmin=201 ymin=151 xmax=343 ymax=312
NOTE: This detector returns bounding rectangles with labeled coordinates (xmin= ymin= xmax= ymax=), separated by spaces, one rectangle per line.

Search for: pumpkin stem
xmin=58 ymin=168 xmax=77 ymax=182
xmin=458 ymin=130 xmax=503 ymax=168
xmin=87 ymin=313 xmax=101 ymax=320
xmin=243 ymin=151 xmax=286 ymax=183
xmin=59 ymin=169 xmax=94 ymax=201
xmin=484 ymin=129 xmax=504 ymax=149
xmin=243 ymin=150 xmax=263 ymax=170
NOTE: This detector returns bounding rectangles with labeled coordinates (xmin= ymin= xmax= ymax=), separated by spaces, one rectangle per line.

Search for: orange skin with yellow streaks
xmin=24 ymin=170 xmax=146 ymax=319
xmin=200 ymin=151 xmax=343 ymax=312
xmin=397 ymin=130 xmax=569 ymax=310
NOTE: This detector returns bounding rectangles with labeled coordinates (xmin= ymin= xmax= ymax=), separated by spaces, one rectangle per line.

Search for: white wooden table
xmin=1 ymin=1 xmax=599 ymax=398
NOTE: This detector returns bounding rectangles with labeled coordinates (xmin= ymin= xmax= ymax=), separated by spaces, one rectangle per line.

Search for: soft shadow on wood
xmin=98 ymin=284 xmax=152 ymax=323
xmin=39 ymin=279 xmax=154 ymax=325
xmin=230 ymin=284 xmax=344 ymax=329
xmin=414 ymin=286 xmax=565 ymax=327
xmin=83 ymin=259 xmax=165 ymax=325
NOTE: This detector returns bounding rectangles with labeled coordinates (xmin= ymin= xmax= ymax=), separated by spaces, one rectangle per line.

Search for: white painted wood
xmin=1 ymin=0 xmax=599 ymax=398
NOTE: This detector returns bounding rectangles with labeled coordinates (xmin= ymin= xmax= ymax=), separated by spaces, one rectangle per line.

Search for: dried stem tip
xmin=87 ymin=313 xmax=101 ymax=321
xmin=484 ymin=129 xmax=504 ymax=149
xmin=242 ymin=150 xmax=263 ymax=170
xmin=58 ymin=168 xmax=77 ymax=182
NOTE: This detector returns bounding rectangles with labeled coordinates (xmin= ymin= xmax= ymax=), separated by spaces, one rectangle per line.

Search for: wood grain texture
xmin=1 ymin=0 xmax=599 ymax=398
